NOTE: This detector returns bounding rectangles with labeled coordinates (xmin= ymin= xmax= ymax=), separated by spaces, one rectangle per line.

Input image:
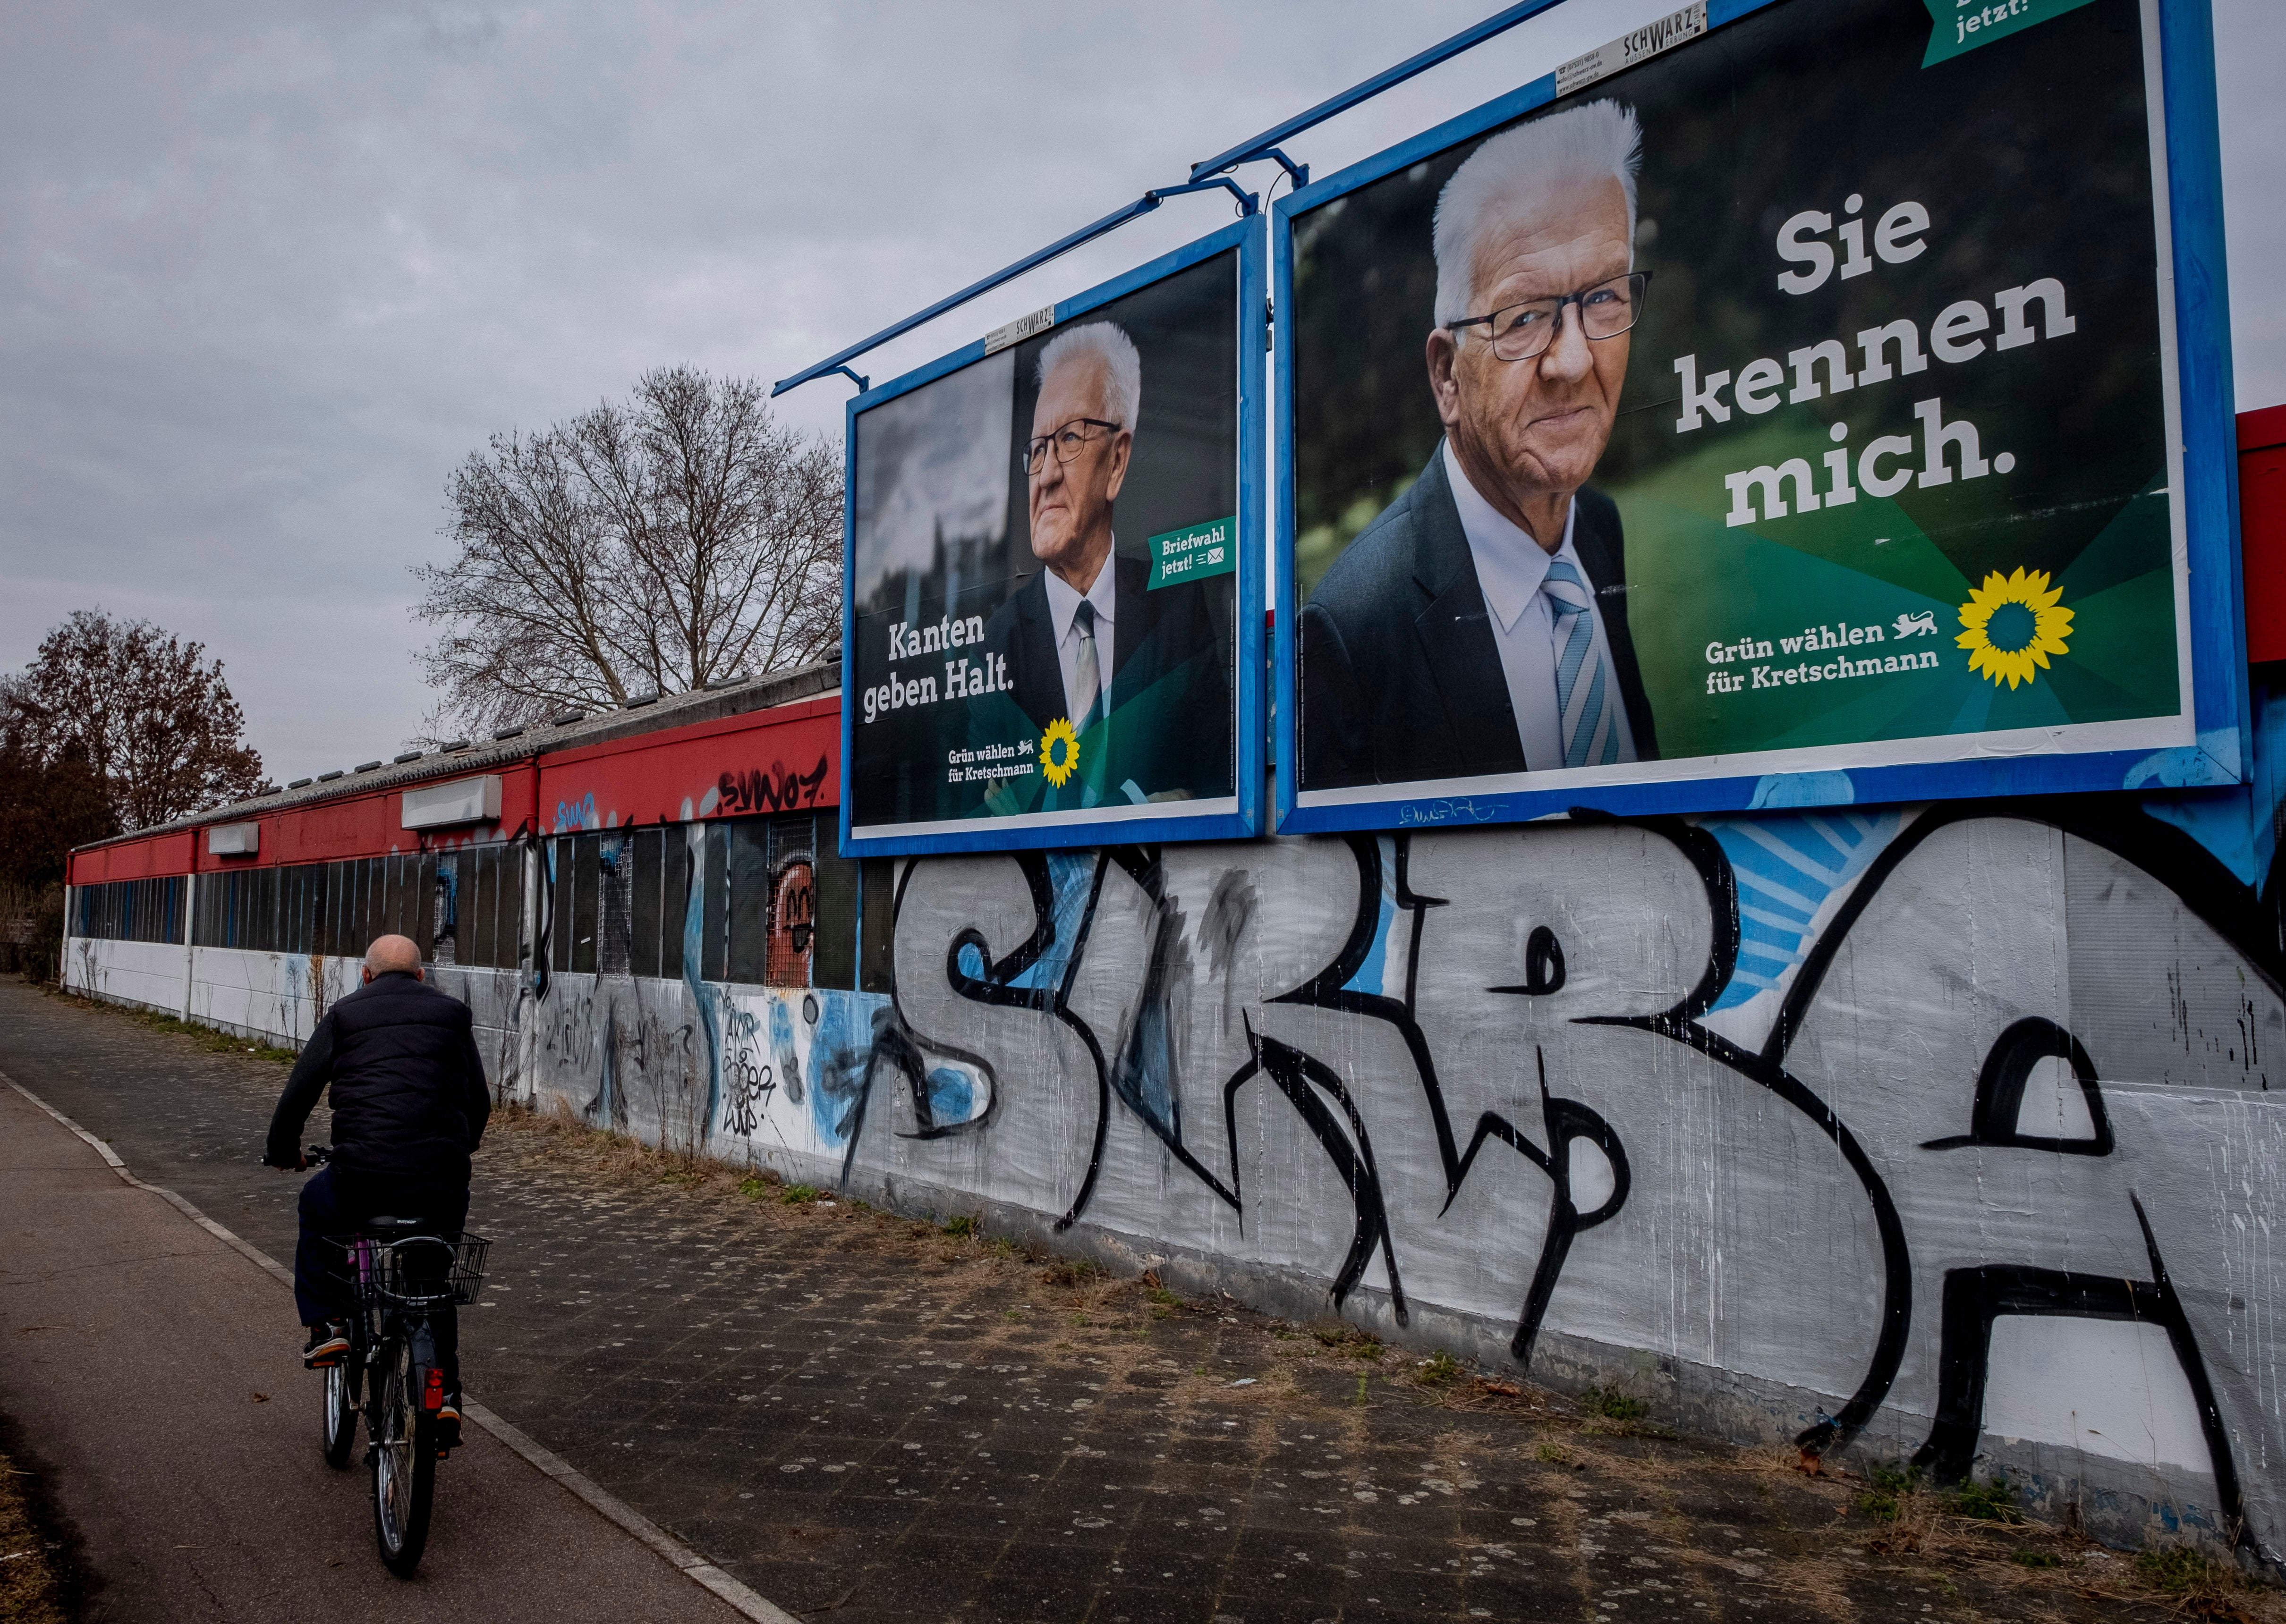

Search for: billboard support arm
xmin=1259 ymin=147 xmax=1310 ymax=190
xmin=1186 ymin=0 xmax=1568 ymax=183
xmin=1141 ymin=177 xmax=1260 ymax=216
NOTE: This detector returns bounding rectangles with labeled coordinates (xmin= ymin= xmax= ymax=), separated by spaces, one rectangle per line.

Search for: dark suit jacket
xmin=980 ymin=551 xmax=1233 ymax=801
xmin=1299 ymin=445 xmax=1658 ymax=791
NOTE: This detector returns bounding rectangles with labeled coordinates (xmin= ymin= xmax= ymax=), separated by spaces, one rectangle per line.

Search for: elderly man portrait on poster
xmin=978 ymin=320 xmax=1229 ymax=808
xmin=1301 ymin=99 xmax=1662 ymax=791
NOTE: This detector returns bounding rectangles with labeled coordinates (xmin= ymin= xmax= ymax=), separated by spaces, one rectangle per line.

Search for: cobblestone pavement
xmin=1 ymin=979 xmax=2270 ymax=1624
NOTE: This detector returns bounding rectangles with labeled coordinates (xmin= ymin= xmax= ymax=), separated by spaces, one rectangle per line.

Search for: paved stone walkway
xmin=0 ymin=978 xmax=2268 ymax=1624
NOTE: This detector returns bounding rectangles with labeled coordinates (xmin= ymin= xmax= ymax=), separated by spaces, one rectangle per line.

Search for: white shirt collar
xmin=1441 ymin=440 xmax=1576 ymax=635
xmin=1041 ymin=545 xmax=1118 ymax=644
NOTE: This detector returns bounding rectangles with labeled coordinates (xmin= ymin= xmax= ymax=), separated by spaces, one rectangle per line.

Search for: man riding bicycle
xmin=265 ymin=933 xmax=490 ymax=1445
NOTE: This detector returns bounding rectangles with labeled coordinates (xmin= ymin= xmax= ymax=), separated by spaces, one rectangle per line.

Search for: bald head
xmin=363 ymin=935 xmax=423 ymax=979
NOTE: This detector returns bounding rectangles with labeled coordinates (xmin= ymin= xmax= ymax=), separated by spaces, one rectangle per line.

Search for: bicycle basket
xmin=329 ymin=1233 xmax=490 ymax=1307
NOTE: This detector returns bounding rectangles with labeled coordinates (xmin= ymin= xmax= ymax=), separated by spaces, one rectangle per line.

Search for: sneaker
xmin=303 ymin=1321 xmax=350 ymax=1368
xmin=434 ymin=1392 xmax=463 ymax=1451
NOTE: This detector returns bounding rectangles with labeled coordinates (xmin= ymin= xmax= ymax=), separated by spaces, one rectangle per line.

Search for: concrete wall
xmin=64 ymin=692 xmax=2286 ymax=1570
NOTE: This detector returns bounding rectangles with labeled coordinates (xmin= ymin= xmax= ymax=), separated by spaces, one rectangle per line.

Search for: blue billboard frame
xmin=1272 ymin=0 xmax=2244 ymax=837
xmin=842 ymin=213 xmax=1266 ymax=859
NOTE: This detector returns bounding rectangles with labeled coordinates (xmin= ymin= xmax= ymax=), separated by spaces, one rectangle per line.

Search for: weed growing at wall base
xmin=1855 ymin=1464 xmax=1923 ymax=1522
xmin=1947 ymin=1475 xmax=2021 ymax=1524
xmin=1418 ymin=1351 xmax=1463 ymax=1385
xmin=1583 ymin=1385 xmax=1648 ymax=1423
xmin=2133 ymin=1543 xmax=2256 ymax=1607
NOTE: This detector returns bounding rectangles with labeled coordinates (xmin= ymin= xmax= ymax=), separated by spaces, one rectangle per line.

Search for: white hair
xmin=1035 ymin=320 xmax=1142 ymax=431
xmin=1432 ymin=99 xmax=1642 ymax=325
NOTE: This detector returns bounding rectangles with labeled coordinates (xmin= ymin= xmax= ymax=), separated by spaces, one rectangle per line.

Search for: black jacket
xmin=1299 ymin=445 xmax=1658 ymax=791
xmin=977 ymin=551 xmax=1233 ymax=801
xmin=265 ymin=973 xmax=491 ymax=1182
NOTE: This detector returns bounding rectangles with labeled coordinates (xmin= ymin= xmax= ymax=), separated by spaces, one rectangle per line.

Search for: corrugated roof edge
xmin=71 ymin=659 xmax=839 ymax=853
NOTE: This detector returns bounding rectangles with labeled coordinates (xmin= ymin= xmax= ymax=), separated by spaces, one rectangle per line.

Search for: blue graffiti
xmin=554 ymin=791 xmax=599 ymax=833
xmin=1702 ymin=809 xmax=1902 ymax=1010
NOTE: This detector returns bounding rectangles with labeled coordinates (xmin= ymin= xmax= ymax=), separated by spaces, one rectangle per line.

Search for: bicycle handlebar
xmin=262 ymin=1143 xmax=331 ymax=1169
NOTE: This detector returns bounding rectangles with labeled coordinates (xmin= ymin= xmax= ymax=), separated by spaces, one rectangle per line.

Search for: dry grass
xmin=0 ymin=1446 xmax=69 ymax=1624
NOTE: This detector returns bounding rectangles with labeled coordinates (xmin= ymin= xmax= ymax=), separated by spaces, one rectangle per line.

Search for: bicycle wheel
xmin=320 ymin=1353 xmax=357 ymax=1468
xmin=370 ymin=1333 xmax=435 ymax=1576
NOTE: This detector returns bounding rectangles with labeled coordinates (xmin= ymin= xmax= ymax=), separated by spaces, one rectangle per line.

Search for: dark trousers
xmin=295 ymin=1164 xmax=469 ymax=1390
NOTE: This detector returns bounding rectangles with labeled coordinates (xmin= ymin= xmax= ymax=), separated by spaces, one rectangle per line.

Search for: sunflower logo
xmin=1956 ymin=567 xmax=2073 ymax=689
xmin=1039 ymin=716 xmax=1080 ymax=788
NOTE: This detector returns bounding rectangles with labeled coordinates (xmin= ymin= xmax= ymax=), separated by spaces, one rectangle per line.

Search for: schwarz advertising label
xmin=846 ymin=236 xmax=1255 ymax=853
xmin=1284 ymin=0 xmax=2220 ymax=828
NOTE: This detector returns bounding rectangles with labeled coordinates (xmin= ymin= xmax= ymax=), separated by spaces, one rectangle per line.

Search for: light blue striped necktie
xmin=1541 ymin=558 xmax=1618 ymax=768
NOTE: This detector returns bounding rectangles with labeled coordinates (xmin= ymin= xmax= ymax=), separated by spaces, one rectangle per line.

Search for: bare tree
xmin=2 ymin=610 xmax=265 ymax=833
xmin=415 ymin=366 xmax=842 ymax=734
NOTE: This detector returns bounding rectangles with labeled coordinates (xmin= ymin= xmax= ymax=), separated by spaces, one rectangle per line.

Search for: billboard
xmin=1276 ymin=0 xmax=2243 ymax=833
xmin=844 ymin=219 xmax=1264 ymax=855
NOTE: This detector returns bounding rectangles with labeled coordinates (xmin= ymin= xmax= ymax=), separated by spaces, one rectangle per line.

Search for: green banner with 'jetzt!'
xmin=1922 ymin=0 xmax=2097 ymax=66
xmin=1146 ymin=516 xmax=1237 ymax=590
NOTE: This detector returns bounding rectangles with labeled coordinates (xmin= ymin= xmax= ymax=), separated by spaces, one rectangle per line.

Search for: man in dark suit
xmin=1301 ymin=100 xmax=1660 ymax=792
xmin=981 ymin=321 xmax=1230 ymax=806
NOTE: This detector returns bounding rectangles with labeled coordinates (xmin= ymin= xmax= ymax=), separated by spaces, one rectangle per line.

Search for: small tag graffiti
xmin=722 ymin=1007 xmax=776 ymax=1138
xmin=717 ymin=754 xmax=830 ymax=816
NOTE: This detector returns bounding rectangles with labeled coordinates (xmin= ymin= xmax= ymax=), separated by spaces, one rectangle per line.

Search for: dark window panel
xmin=467 ymin=850 xmax=489 ymax=969
xmin=813 ymin=826 xmax=857 ymax=991
xmin=725 ymin=819 xmax=769 ymax=984
xmin=380 ymin=858 xmax=401 ymax=948
xmin=696 ymin=824 xmax=724 ymax=982
xmin=435 ymin=854 xmax=462 ymax=966
xmin=662 ymin=828 xmax=689 ymax=982
xmin=571 ymin=833 xmax=600 ymax=974
xmin=598 ymin=832 xmax=633 ymax=978
xmin=497 ymin=847 xmax=523 ymax=970
xmin=859 ymin=859 xmax=897 ymax=993
xmin=549 ymin=840 xmax=572 ymax=976
xmin=632 ymin=827 xmax=663 ymax=980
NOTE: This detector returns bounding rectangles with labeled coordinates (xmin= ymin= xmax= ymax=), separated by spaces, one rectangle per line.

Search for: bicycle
xmin=300 ymin=1145 xmax=489 ymax=1577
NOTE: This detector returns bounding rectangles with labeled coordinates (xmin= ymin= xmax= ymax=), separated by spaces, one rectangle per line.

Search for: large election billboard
xmin=1277 ymin=0 xmax=2243 ymax=832
xmin=845 ymin=220 xmax=1264 ymax=855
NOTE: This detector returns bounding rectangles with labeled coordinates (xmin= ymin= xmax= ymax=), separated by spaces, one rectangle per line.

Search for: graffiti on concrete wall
xmin=875 ymin=766 xmax=2286 ymax=1565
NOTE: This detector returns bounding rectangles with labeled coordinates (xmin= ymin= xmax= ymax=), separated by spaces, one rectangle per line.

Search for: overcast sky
xmin=5 ymin=0 xmax=2279 ymax=784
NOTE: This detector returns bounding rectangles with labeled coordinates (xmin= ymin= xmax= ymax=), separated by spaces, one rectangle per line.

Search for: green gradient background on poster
xmin=1612 ymin=417 xmax=2178 ymax=758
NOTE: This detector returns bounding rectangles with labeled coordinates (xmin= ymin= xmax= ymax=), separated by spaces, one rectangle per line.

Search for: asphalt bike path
xmin=0 ymin=1078 xmax=782 ymax=1623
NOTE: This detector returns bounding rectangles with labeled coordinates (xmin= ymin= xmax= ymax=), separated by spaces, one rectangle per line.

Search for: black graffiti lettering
xmin=1912 ymin=1196 xmax=2243 ymax=1537
xmin=1921 ymin=1017 xmax=2113 ymax=1155
xmin=718 ymin=753 xmax=833 ymax=815
xmin=1489 ymin=925 xmax=1567 ymax=996
xmin=1224 ymin=1021 xmax=1407 ymax=1320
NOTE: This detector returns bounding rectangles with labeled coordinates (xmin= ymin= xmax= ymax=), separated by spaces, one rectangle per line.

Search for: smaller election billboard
xmin=844 ymin=220 xmax=1263 ymax=855
xmin=1276 ymin=0 xmax=2242 ymax=833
